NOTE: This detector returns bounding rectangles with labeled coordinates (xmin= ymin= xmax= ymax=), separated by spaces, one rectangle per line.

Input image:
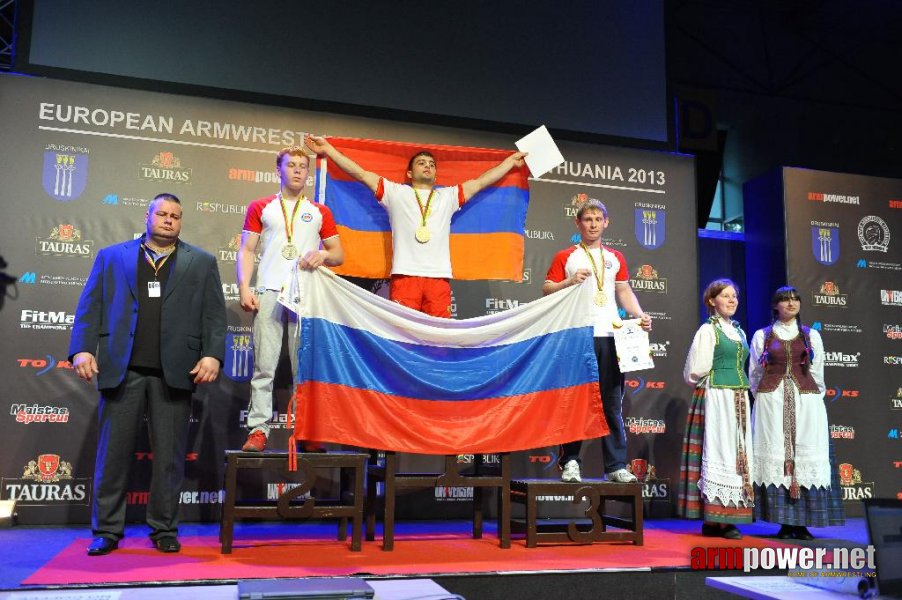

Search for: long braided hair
xmin=758 ymin=285 xmax=814 ymax=371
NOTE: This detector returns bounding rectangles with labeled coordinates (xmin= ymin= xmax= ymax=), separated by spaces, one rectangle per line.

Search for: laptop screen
xmin=237 ymin=577 xmax=375 ymax=600
xmin=864 ymin=498 xmax=902 ymax=598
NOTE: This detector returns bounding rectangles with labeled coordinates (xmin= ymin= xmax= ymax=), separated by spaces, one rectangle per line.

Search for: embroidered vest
xmin=709 ymin=321 xmax=750 ymax=389
xmin=756 ymin=326 xmax=819 ymax=393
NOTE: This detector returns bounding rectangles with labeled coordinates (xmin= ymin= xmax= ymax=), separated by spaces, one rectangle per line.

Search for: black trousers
xmin=92 ymin=368 xmax=192 ymax=540
xmin=560 ymin=336 xmax=627 ymax=473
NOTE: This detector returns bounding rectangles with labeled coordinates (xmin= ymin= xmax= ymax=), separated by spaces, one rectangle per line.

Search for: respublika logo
xmin=812 ymin=281 xmax=847 ymax=307
xmin=195 ymin=201 xmax=246 ymax=215
xmin=34 ymin=224 xmax=94 ymax=258
xmin=224 ymin=332 xmax=253 ymax=382
xmin=858 ymin=215 xmax=890 ymax=252
xmin=524 ymin=229 xmax=554 ymax=241
xmin=885 ymin=355 xmax=902 ymax=366
xmin=811 ymin=222 xmax=840 ymax=265
xmin=635 ymin=206 xmax=665 ymax=249
xmin=630 ymin=264 xmax=667 ymax=293
xmin=42 ymin=144 xmax=89 ymax=201
xmin=138 ymin=151 xmax=191 ymax=183
xmin=1 ymin=455 xmax=90 ymax=505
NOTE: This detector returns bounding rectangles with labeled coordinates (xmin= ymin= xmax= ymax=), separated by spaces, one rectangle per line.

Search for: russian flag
xmin=315 ymin=136 xmax=529 ymax=281
xmin=293 ymin=268 xmax=608 ymax=454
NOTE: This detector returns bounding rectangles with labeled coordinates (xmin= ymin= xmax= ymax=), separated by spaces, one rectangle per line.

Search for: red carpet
xmin=23 ymin=529 xmax=798 ymax=586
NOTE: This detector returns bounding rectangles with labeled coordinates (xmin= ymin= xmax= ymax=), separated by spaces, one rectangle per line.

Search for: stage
xmin=0 ymin=518 xmax=869 ymax=599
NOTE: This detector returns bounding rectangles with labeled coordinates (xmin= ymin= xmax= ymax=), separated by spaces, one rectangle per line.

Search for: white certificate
xmin=612 ymin=318 xmax=655 ymax=373
xmin=515 ymin=125 xmax=565 ymax=179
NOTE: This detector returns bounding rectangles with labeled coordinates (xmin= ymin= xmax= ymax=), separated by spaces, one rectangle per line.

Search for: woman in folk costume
xmin=749 ymin=286 xmax=844 ymax=540
xmin=678 ymin=279 xmax=754 ymax=539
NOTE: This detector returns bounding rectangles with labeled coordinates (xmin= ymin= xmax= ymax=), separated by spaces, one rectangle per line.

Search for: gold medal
xmin=281 ymin=244 xmax=299 ymax=260
xmin=415 ymin=226 xmax=431 ymax=243
xmin=594 ymin=290 xmax=607 ymax=306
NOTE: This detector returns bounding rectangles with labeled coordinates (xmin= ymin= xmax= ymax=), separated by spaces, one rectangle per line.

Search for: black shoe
xmin=701 ymin=523 xmax=721 ymax=537
xmin=776 ymin=525 xmax=794 ymax=539
xmin=153 ymin=536 xmax=181 ymax=553
xmin=794 ymin=526 xmax=814 ymax=541
xmin=87 ymin=537 xmax=118 ymax=556
xmin=722 ymin=525 xmax=743 ymax=540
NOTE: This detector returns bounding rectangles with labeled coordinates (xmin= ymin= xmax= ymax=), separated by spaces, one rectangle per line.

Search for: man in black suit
xmin=69 ymin=193 xmax=226 ymax=556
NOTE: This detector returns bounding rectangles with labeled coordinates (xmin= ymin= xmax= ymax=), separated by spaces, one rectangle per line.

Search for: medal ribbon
xmin=141 ymin=244 xmax=174 ymax=280
xmin=579 ymin=242 xmax=606 ymax=295
xmin=280 ymin=193 xmax=304 ymax=246
xmin=413 ymin=188 xmax=435 ymax=228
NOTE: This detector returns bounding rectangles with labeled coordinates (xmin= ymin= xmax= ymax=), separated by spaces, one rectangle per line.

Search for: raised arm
xmin=460 ymin=152 xmax=527 ymax=202
xmin=305 ymin=135 xmax=380 ymax=194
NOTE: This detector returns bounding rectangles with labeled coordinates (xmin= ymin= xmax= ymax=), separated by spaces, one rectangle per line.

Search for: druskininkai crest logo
xmin=42 ymin=151 xmax=89 ymax=201
xmin=224 ymin=332 xmax=253 ymax=382
xmin=635 ymin=208 xmax=665 ymax=249
xmin=811 ymin=225 xmax=840 ymax=265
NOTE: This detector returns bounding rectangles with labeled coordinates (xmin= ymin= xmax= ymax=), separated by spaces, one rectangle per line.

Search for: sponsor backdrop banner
xmin=0 ymin=74 xmax=696 ymax=524
xmin=782 ymin=168 xmax=902 ymax=516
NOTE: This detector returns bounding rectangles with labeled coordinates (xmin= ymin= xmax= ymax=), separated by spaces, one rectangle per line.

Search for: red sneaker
xmin=241 ymin=430 xmax=267 ymax=452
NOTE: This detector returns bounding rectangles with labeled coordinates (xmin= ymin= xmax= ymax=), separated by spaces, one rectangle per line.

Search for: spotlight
xmin=0 ymin=500 xmax=17 ymax=527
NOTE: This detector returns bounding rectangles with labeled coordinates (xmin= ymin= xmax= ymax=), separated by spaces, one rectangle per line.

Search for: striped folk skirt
xmin=753 ymin=440 xmax=845 ymax=527
xmin=677 ymin=386 xmax=754 ymax=524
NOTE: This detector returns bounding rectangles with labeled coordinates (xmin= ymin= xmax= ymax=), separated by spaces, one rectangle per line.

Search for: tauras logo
xmin=1 ymin=455 xmax=90 ymax=505
xmin=138 ymin=151 xmax=192 ymax=183
xmin=838 ymin=463 xmax=874 ymax=501
xmin=35 ymin=224 xmax=94 ymax=258
xmin=812 ymin=281 xmax=847 ymax=307
xmin=630 ymin=264 xmax=667 ymax=293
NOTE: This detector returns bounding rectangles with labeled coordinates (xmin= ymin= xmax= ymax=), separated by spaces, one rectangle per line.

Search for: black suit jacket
xmin=69 ymin=238 xmax=227 ymax=390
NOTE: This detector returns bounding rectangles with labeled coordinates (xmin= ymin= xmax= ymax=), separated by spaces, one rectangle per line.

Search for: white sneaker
xmin=607 ymin=468 xmax=638 ymax=483
xmin=561 ymin=460 xmax=582 ymax=483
